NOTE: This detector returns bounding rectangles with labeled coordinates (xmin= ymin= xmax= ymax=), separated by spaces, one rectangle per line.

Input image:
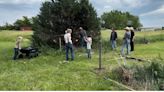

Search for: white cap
xmin=124 ymin=27 xmax=130 ymax=31
xmin=129 ymin=27 xmax=134 ymax=31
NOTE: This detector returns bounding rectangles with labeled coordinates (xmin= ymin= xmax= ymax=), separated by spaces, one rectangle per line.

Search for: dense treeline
xmin=101 ymin=10 xmax=142 ymax=29
xmin=0 ymin=16 xmax=34 ymax=30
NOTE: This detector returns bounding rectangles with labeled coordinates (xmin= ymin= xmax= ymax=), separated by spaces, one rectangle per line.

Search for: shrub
xmin=109 ymin=61 xmax=164 ymax=90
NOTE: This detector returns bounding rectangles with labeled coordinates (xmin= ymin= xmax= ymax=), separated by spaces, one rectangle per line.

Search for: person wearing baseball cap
xmin=121 ymin=27 xmax=131 ymax=56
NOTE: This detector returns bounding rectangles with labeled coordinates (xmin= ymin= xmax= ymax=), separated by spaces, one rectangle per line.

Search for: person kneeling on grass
xmin=13 ymin=36 xmax=23 ymax=60
xmin=64 ymin=28 xmax=74 ymax=62
xmin=86 ymin=35 xmax=92 ymax=59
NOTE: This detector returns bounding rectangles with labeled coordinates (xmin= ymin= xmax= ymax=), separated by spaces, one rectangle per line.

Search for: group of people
xmin=13 ymin=26 xmax=135 ymax=61
xmin=64 ymin=27 xmax=92 ymax=62
xmin=110 ymin=26 xmax=135 ymax=56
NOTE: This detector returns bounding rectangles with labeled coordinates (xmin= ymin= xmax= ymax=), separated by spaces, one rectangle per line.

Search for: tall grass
xmin=108 ymin=61 xmax=164 ymax=90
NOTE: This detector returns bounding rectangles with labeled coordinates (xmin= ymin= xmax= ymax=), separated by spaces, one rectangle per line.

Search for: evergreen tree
xmin=32 ymin=0 xmax=100 ymax=48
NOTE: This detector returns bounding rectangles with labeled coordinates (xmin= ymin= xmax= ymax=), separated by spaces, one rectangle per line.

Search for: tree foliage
xmin=32 ymin=0 xmax=100 ymax=48
xmin=0 ymin=16 xmax=33 ymax=30
xmin=14 ymin=16 xmax=33 ymax=30
xmin=0 ymin=23 xmax=15 ymax=30
xmin=101 ymin=10 xmax=142 ymax=29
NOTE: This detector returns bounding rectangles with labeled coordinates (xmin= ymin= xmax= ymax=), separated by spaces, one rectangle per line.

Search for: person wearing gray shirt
xmin=121 ymin=27 xmax=131 ymax=56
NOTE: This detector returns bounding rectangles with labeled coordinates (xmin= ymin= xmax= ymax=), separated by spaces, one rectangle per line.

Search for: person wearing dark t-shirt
xmin=110 ymin=28 xmax=117 ymax=50
xmin=129 ymin=27 xmax=135 ymax=51
xmin=79 ymin=27 xmax=87 ymax=48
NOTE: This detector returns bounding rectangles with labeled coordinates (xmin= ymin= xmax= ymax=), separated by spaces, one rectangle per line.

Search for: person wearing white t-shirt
xmin=13 ymin=36 xmax=23 ymax=60
xmin=86 ymin=35 xmax=92 ymax=59
xmin=64 ymin=29 xmax=74 ymax=61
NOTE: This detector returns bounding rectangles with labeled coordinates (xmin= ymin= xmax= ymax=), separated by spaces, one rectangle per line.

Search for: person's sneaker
xmin=63 ymin=60 xmax=69 ymax=63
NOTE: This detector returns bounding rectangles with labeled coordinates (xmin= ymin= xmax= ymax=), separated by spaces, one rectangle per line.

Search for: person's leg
xmin=66 ymin=44 xmax=69 ymax=61
xmin=70 ymin=44 xmax=74 ymax=61
xmin=114 ymin=40 xmax=117 ymax=49
xmin=131 ymin=41 xmax=134 ymax=51
xmin=87 ymin=49 xmax=91 ymax=59
xmin=111 ymin=40 xmax=114 ymax=50
xmin=13 ymin=48 xmax=19 ymax=60
xmin=121 ymin=41 xmax=126 ymax=56
xmin=126 ymin=42 xmax=130 ymax=55
xmin=87 ymin=49 xmax=89 ymax=58
xmin=130 ymin=40 xmax=132 ymax=51
xmin=89 ymin=49 xmax=91 ymax=59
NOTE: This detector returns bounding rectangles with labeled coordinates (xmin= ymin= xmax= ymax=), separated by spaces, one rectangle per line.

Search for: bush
xmin=109 ymin=61 xmax=164 ymax=90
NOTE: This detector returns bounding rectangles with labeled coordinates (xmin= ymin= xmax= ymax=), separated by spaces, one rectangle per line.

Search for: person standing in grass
xmin=86 ymin=35 xmax=92 ymax=59
xmin=121 ymin=27 xmax=131 ymax=56
xmin=13 ymin=36 xmax=23 ymax=60
xmin=110 ymin=28 xmax=118 ymax=50
xmin=79 ymin=27 xmax=87 ymax=48
xmin=64 ymin=29 xmax=74 ymax=61
xmin=129 ymin=27 xmax=135 ymax=52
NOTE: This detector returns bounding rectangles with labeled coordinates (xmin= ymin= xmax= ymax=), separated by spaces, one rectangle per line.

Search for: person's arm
xmin=84 ymin=36 xmax=88 ymax=42
xmin=133 ymin=32 xmax=135 ymax=41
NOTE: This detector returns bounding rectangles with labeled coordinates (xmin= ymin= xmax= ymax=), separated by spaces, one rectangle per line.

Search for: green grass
xmin=0 ymin=30 xmax=164 ymax=90
xmin=101 ymin=29 xmax=164 ymax=44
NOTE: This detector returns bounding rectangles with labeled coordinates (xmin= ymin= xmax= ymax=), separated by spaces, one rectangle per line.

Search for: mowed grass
xmin=101 ymin=29 xmax=164 ymax=60
xmin=0 ymin=30 xmax=164 ymax=90
xmin=101 ymin=29 xmax=164 ymax=43
xmin=0 ymin=31 xmax=127 ymax=90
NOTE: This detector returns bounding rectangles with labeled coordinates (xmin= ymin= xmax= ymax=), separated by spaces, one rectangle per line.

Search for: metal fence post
xmin=59 ymin=37 xmax=62 ymax=51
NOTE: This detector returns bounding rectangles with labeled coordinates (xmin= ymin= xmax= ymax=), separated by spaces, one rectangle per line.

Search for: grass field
xmin=0 ymin=30 xmax=164 ymax=90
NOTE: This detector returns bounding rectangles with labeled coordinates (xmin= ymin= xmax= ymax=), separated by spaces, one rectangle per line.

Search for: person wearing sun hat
xmin=121 ymin=27 xmax=131 ymax=56
xmin=13 ymin=36 xmax=23 ymax=60
xmin=129 ymin=27 xmax=135 ymax=51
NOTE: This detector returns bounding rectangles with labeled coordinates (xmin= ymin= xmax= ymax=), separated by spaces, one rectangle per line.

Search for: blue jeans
xmin=66 ymin=43 xmax=74 ymax=61
xmin=13 ymin=48 xmax=19 ymax=60
xmin=87 ymin=49 xmax=91 ymax=59
xmin=121 ymin=40 xmax=131 ymax=56
xmin=111 ymin=40 xmax=117 ymax=50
